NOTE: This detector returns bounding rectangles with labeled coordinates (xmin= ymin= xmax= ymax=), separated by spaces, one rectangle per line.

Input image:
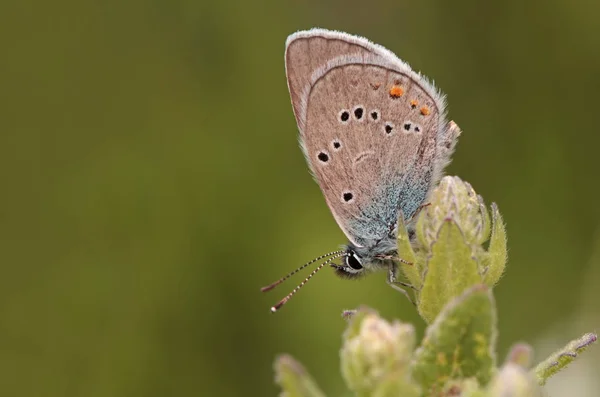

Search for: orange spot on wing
xmin=420 ymin=106 xmax=430 ymax=116
xmin=410 ymin=99 xmax=418 ymax=109
xmin=389 ymin=85 xmax=404 ymax=98
xmin=370 ymin=82 xmax=381 ymax=90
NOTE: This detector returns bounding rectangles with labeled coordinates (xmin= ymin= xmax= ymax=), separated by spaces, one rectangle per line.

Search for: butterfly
xmin=262 ymin=28 xmax=461 ymax=312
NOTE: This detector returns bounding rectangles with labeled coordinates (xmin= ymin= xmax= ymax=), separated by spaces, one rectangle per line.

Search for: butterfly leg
xmin=388 ymin=263 xmax=417 ymax=290
xmin=375 ymin=254 xmax=413 ymax=266
xmin=408 ymin=203 xmax=431 ymax=223
xmin=386 ymin=264 xmax=416 ymax=306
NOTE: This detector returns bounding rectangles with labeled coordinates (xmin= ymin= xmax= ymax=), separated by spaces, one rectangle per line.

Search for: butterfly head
xmin=261 ymin=241 xmax=394 ymax=312
xmin=334 ymin=240 xmax=395 ymax=279
xmin=333 ymin=246 xmax=365 ymax=279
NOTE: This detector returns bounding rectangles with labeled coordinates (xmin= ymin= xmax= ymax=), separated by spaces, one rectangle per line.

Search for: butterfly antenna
xmin=260 ymin=250 xmax=344 ymax=292
xmin=269 ymin=253 xmax=347 ymax=313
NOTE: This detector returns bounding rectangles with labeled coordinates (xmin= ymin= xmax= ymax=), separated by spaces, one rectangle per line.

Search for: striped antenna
xmin=269 ymin=253 xmax=347 ymax=313
xmin=260 ymin=250 xmax=344 ymax=292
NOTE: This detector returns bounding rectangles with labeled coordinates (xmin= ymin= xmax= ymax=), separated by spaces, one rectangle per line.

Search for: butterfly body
xmin=285 ymin=29 xmax=460 ymax=276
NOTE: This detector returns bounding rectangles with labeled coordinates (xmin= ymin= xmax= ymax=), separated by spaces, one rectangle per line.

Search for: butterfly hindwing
xmin=285 ymin=29 xmax=457 ymax=248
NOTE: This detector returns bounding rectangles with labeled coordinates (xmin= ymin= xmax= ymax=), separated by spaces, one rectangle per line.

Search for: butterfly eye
xmin=346 ymin=254 xmax=363 ymax=271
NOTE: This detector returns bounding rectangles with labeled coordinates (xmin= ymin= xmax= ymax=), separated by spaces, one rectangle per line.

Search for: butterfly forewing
xmin=286 ymin=31 xmax=378 ymax=127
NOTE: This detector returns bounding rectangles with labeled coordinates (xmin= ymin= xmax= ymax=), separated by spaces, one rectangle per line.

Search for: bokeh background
xmin=2 ymin=0 xmax=600 ymax=395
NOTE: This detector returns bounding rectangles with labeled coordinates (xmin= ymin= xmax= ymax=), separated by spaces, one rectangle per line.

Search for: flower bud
xmin=340 ymin=310 xmax=415 ymax=394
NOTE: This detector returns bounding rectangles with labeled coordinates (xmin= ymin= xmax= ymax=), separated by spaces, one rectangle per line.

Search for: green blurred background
xmin=2 ymin=0 xmax=600 ymax=395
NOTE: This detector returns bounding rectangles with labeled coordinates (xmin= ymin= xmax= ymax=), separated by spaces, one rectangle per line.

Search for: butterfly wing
xmin=285 ymin=29 xmax=459 ymax=248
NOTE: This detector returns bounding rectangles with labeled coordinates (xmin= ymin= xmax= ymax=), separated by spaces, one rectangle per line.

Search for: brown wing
xmin=285 ymin=30 xmax=456 ymax=247
xmin=285 ymin=29 xmax=381 ymax=127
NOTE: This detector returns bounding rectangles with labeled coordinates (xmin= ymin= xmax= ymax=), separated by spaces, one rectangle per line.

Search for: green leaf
xmin=396 ymin=211 xmax=421 ymax=289
xmin=414 ymin=197 xmax=431 ymax=251
xmin=475 ymin=194 xmax=491 ymax=245
xmin=274 ymin=354 xmax=326 ymax=397
xmin=482 ymin=203 xmax=507 ymax=286
xmin=533 ymin=332 xmax=597 ymax=385
xmin=488 ymin=364 xmax=543 ymax=397
xmin=418 ymin=220 xmax=482 ymax=323
xmin=411 ymin=285 xmax=497 ymax=392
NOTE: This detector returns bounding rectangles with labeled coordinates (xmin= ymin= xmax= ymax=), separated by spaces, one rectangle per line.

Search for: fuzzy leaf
xmin=418 ymin=220 xmax=482 ymax=323
xmin=488 ymin=364 xmax=543 ymax=397
xmin=475 ymin=194 xmax=491 ymax=245
xmin=533 ymin=332 xmax=597 ymax=385
xmin=274 ymin=354 xmax=326 ymax=397
xmin=396 ymin=211 xmax=421 ymax=288
xmin=371 ymin=372 xmax=420 ymax=397
xmin=483 ymin=203 xmax=507 ymax=286
xmin=415 ymin=198 xmax=431 ymax=251
xmin=412 ymin=285 xmax=497 ymax=392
